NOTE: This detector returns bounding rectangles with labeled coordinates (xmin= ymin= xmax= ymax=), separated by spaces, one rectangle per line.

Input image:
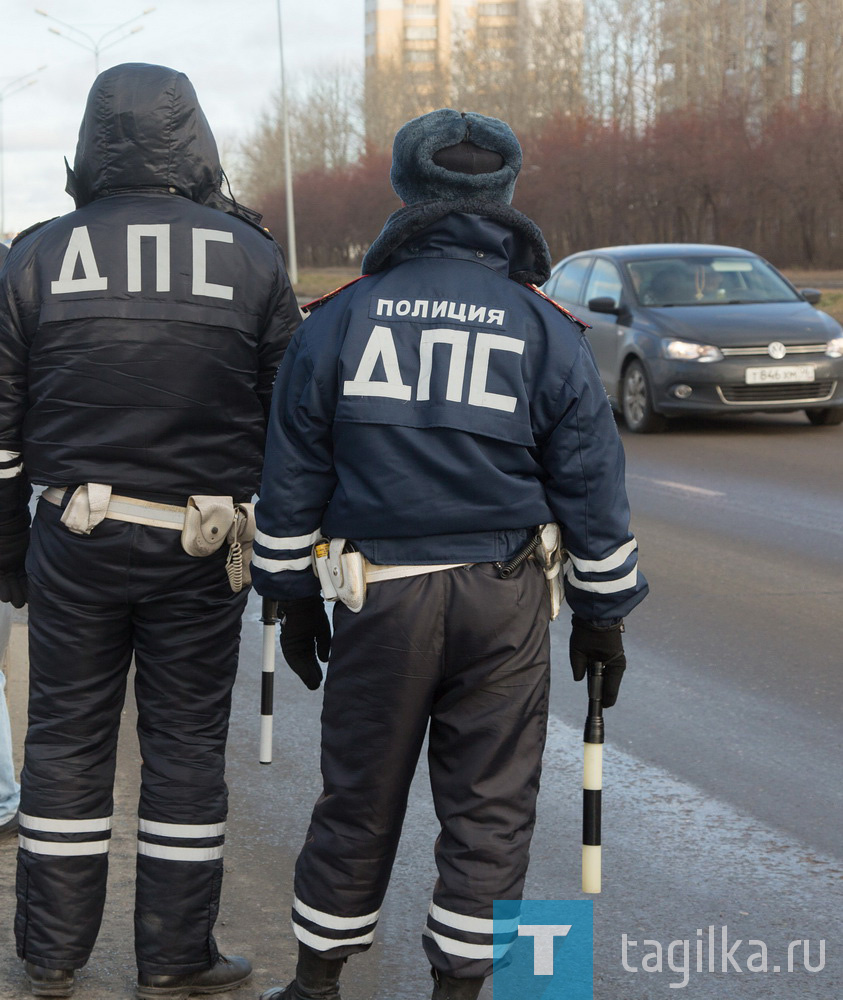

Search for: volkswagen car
xmin=542 ymin=243 xmax=843 ymax=432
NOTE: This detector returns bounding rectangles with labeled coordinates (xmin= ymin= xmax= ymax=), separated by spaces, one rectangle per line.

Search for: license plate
xmin=745 ymin=365 xmax=816 ymax=385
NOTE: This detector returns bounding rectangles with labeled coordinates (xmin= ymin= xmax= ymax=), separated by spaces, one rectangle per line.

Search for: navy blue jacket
xmin=253 ymin=211 xmax=648 ymax=621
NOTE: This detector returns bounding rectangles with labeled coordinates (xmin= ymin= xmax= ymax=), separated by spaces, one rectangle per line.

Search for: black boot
xmin=24 ymin=963 xmax=75 ymax=998
xmin=259 ymin=943 xmax=344 ymax=1000
xmin=430 ymin=968 xmax=485 ymax=1000
xmin=136 ymin=954 xmax=252 ymax=998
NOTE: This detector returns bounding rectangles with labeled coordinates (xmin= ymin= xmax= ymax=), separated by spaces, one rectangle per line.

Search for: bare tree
xmin=239 ymin=64 xmax=363 ymax=205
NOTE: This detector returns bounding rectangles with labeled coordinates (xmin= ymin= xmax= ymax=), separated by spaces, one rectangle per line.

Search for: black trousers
xmin=15 ymin=498 xmax=247 ymax=974
xmin=291 ymin=560 xmax=551 ymax=979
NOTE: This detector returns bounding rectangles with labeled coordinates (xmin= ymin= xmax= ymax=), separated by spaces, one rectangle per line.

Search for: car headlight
xmin=826 ymin=336 xmax=843 ymax=358
xmin=662 ymin=338 xmax=724 ymax=362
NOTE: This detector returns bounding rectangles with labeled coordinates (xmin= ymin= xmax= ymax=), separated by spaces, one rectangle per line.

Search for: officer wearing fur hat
xmin=252 ymin=109 xmax=648 ymax=1000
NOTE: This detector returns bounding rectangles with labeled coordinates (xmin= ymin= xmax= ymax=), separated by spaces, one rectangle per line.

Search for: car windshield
xmin=625 ymin=256 xmax=801 ymax=307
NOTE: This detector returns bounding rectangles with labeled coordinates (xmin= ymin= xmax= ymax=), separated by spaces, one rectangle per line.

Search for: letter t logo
xmin=518 ymin=925 xmax=572 ymax=975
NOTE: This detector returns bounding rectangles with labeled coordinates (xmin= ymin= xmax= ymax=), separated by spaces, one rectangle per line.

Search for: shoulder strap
xmin=304 ymin=275 xmax=369 ymax=314
xmin=526 ymin=283 xmax=590 ymax=332
xmin=12 ymin=218 xmax=58 ymax=247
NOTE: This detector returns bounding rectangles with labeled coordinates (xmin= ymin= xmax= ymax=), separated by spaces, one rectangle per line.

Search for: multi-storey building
xmin=364 ymin=0 xmax=583 ymax=144
xmin=657 ymin=0 xmax=843 ymax=116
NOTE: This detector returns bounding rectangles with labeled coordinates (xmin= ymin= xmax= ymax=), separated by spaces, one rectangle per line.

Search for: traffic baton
xmin=582 ymin=660 xmax=605 ymax=894
xmin=259 ymin=598 xmax=279 ymax=764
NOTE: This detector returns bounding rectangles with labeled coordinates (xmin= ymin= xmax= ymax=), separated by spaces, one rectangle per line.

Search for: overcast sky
xmin=1 ymin=0 xmax=363 ymax=236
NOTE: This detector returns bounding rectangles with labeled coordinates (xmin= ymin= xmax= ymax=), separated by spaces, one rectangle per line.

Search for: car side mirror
xmin=800 ymin=288 xmax=822 ymax=305
xmin=588 ymin=296 xmax=620 ymax=314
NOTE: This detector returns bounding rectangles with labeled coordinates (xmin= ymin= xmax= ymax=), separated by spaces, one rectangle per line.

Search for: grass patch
xmin=294 ymin=267 xmax=359 ymax=301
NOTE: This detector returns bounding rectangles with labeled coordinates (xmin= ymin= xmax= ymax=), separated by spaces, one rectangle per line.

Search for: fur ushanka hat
xmin=390 ymin=108 xmax=522 ymax=205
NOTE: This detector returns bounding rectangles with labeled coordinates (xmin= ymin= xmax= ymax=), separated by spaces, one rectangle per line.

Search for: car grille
xmin=720 ymin=344 xmax=826 ymax=357
xmin=717 ymin=381 xmax=837 ymax=404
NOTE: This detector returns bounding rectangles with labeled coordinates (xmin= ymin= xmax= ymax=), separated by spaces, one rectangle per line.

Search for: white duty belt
xmin=42 ymin=485 xmax=186 ymax=533
xmin=42 ymin=485 xmax=256 ymax=594
xmin=312 ymin=537 xmax=471 ymax=614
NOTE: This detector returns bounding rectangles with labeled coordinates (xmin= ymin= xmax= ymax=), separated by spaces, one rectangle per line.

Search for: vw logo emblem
xmin=768 ymin=341 xmax=787 ymax=359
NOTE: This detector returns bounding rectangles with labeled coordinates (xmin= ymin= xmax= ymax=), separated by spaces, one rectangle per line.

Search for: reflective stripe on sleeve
xmin=564 ymin=564 xmax=639 ymax=594
xmin=567 ymin=539 xmax=637 ymax=573
xmin=252 ymin=553 xmax=312 ymax=573
xmin=255 ymin=528 xmax=320 ymax=551
xmin=19 ymin=813 xmax=113 ymax=833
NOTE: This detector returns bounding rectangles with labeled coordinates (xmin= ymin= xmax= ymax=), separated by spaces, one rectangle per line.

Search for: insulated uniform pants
xmin=15 ymin=497 xmax=248 ymax=975
xmin=292 ymin=559 xmax=551 ymax=979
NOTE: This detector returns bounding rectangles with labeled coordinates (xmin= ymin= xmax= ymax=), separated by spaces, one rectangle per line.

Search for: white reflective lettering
xmin=487 ymin=308 xmax=506 ymax=326
xmin=417 ymin=329 xmax=469 ymax=402
xmin=431 ymin=300 xmax=448 ymax=318
xmin=395 ymin=299 xmax=411 ymax=316
xmin=412 ymin=300 xmax=429 ymax=318
xmin=50 ymin=227 xmax=108 ymax=295
xmin=127 ymin=224 xmax=171 ymax=293
xmin=447 ymin=301 xmax=467 ymax=322
xmin=343 ymin=324 xmax=412 ymax=400
xmin=376 ymin=298 xmax=394 ymax=317
xmin=468 ymin=304 xmax=487 ymax=323
xmin=468 ymin=332 xmax=524 ymax=412
xmin=192 ymin=229 xmax=234 ymax=300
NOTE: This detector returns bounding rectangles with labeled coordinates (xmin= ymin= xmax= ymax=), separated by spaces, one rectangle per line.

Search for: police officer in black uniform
xmin=251 ymin=109 xmax=648 ymax=1000
xmin=0 ymin=63 xmax=300 ymax=997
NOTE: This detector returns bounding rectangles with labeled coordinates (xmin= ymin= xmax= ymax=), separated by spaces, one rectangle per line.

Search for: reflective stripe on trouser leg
xmin=292 ymin=572 xmax=450 ymax=958
xmin=132 ymin=572 xmax=247 ymax=976
xmin=422 ymin=560 xmax=551 ymax=979
xmin=17 ymin=513 xmax=134 ymax=969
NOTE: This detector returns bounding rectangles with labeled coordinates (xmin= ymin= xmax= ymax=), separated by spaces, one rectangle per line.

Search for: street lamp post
xmin=36 ymin=8 xmax=156 ymax=76
xmin=0 ymin=67 xmax=45 ymax=238
xmin=276 ymin=0 xmax=298 ymax=285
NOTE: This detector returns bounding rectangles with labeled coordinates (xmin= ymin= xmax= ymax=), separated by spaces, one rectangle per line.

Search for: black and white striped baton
xmin=259 ymin=598 xmax=279 ymax=764
xmin=582 ymin=660 xmax=605 ymax=894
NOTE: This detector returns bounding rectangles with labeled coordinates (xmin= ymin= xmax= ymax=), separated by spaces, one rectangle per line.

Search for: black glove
xmin=278 ymin=596 xmax=331 ymax=690
xmin=0 ymin=478 xmax=32 ymax=605
xmin=569 ymin=615 xmax=626 ymax=708
xmin=0 ymin=570 xmax=27 ymax=608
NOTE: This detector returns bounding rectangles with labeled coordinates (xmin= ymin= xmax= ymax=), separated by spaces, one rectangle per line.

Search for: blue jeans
xmin=0 ymin=666 xmax=21 ymax=824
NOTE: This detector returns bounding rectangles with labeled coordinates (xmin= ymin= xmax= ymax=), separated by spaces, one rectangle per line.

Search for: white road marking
xmin=628 ymin=474 xmax=725 ymax=497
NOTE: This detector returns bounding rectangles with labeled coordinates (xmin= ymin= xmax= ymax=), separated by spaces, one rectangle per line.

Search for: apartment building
xmin=364 ymin=0 xmax=583 ymax=143
xmin=658 ymin=0 xmax=843 ymax=116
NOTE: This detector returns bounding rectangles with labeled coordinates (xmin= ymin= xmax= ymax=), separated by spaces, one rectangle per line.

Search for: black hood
xmin=66 ymin=63 xmax=225 ymax=209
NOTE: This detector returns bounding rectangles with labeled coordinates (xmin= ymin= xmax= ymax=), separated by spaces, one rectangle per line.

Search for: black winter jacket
xmin=0 ymin=64 xmax=299 ymax=514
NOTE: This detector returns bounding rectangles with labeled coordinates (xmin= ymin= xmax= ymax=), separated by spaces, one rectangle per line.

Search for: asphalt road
xmin=0 ymin=409 xmax=841 ymax=999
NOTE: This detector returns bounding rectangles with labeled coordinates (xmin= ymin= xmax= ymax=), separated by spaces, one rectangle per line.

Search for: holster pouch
xmin=312 ymin=538 xmax=366 ymax=613
xmin=181 ymin=496 xmax=236 ymax=557
xmin=538 ymin=523 xmax=565 ymax=621
xmin=225 ymin=503 xmax=256 ymax=593
xmin=60 ymin=483 xmax=113 ymax=535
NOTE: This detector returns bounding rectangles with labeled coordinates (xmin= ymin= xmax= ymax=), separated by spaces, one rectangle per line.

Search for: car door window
xmin=584 ymin=258 xmax=623 ymax=308
xmin=549 ymin=257 xmax=592 ymax=305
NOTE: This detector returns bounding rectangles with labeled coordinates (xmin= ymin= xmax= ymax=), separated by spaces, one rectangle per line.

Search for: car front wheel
xmin=805 ymin=407 xmax=843 ymax=426
xmin=622 ymin=360 xmax=667 ymax=433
